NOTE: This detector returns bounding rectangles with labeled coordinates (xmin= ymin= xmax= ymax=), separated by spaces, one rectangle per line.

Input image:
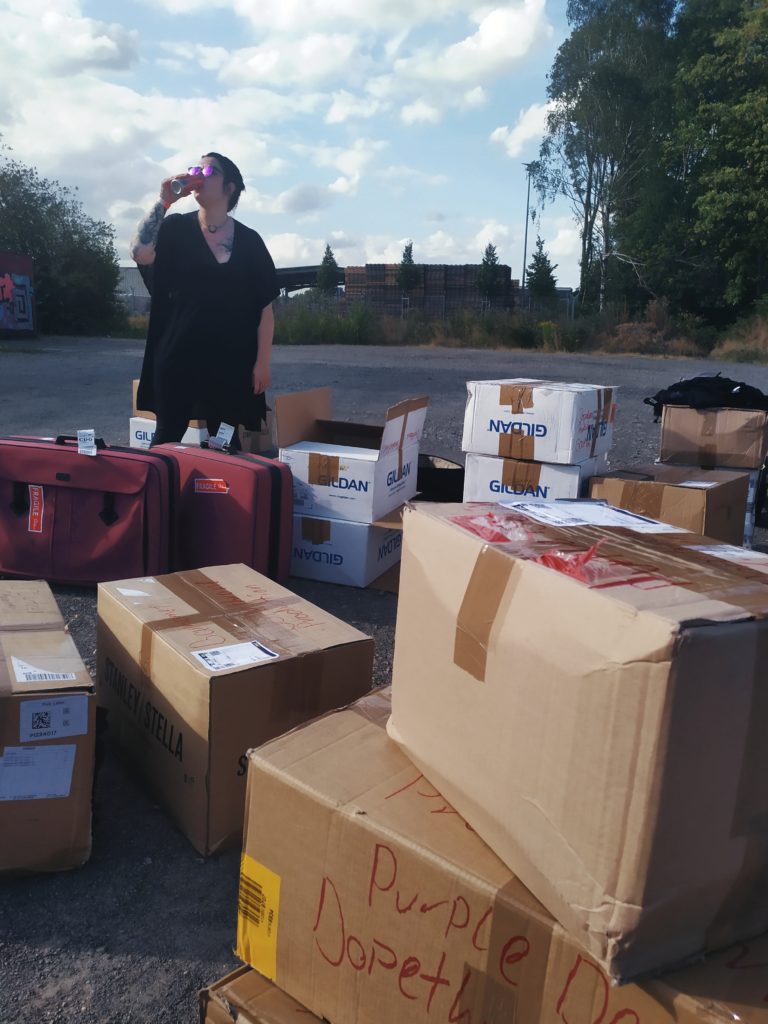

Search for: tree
xmin=396 ymin=240 xmax=420 ymax=294
xmin=476 ymin=243 xmax=503 ymax=302
xmin=0 ymin=140 xmax=125 ymax=335
xmin=315 ymin=243 xmax=341 ymax=295
xmin=534 ymin=0 xmax=676 ymax=310
xmin=526 ymin=236 xmax=559 ymax=308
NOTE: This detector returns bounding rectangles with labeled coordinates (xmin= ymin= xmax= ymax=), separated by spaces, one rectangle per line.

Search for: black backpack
xmin=644 ymin=373 xmax=768 ymax=421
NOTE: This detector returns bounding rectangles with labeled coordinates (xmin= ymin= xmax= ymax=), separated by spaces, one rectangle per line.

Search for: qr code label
xmin=31 ymin=711 xmax=52 ymax=731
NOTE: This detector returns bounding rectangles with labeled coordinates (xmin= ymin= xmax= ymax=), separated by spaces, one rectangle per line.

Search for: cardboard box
xmin=0 ymin=581 xmax=95 ymax=874
xmin=589 ymin=465 xmax=749 ymax=545
xmin=462 ymin=379 xmax=616 ymax=463
xmin=291 ymin=515 xmax=402 ymax=587
xmin=96 ymin=563 xmax=374 ymax=855
xmin=463 ymin=452 xmax=606 ymax=503
xmin=237 ymin=689 xmax=768 ymax=1024
xmin=241 ymin=410 xmax=276 ymax=455
xmin=129 ymin=416 xmax=208 ymax=449
xmin=660 ymin=405 xmax=768 ymax=469
xmin=199 ymin=966 xmax=321 ymax=1024
xmin=275 ymin=387 xmax=428 ymax=523
xmin=387 ymin=501 xmax=768 ymax=982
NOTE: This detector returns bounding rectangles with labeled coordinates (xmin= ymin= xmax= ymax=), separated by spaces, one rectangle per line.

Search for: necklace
xmin=201 ymin=215 xmax=229 ymax=234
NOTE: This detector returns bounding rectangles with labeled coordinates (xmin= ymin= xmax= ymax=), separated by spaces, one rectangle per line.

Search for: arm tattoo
xmin=130 ymin=200 xmax=166 ymax=258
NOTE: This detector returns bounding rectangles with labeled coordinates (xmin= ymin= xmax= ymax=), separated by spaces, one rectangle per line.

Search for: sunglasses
xmin=188 ymin=165 xmax=221 ymax=178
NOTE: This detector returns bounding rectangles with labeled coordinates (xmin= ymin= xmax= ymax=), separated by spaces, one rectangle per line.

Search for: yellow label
xmin=236 ymin=853 xmax=281 ymax=980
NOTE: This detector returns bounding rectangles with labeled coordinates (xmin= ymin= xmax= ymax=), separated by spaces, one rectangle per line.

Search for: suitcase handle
xmin=55 ymin=435 xmax=107 ymax=450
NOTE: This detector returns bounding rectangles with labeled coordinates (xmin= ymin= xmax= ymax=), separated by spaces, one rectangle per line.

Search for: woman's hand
xmin=252 ymin=359 xmax=271 ymax=394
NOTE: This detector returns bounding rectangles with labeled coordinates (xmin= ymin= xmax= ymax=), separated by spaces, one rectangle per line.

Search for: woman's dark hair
xmin=203 ymin=152 xmax=245 ymax=212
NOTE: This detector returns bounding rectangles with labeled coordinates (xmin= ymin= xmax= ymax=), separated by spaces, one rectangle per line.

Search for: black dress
xmin=136 ymin=211 xmax=279 ymax=429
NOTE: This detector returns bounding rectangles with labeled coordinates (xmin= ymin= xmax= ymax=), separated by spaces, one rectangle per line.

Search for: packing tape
xmin=302 ymin=518 xmax=332 ymax=545
xmin=501 ymin=460 xmax=542 ymax=489
xmin=499 ymin=384 xmax=534 ymax=414
xmin=621 ymin=481 xmax=664 ymax=522
xmin=589 ymin=390 xmax=604 ymax=458
xmin=454 ymin=545 xmax=514 ymax=682
xmin=497 ymin=432 xmax=535 ymax=460
xmin=455 ymin=874 xmax=554 ymax=1023
xmin=391 ymin=395 xmax=429 ymax=475
xmin=700 ymin=443 xmax=718 ymax=469
xmin=308 ymin=453 xmax=340 ymax=486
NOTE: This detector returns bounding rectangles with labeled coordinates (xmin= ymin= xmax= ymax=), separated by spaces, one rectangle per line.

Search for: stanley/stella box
xmin=237 ymin=689 xmax=768 ymax=1024
xmin=0 ymin=580 xmax=95 ymax=874
xmin=387 ymin=501 xmax=768 ymax=983
xmin=96 ymin=563 xmax=373 ymax=856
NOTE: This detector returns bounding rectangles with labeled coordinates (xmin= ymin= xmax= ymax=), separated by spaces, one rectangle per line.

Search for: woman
xmin=130 ymin=152 xmax=278 ymax=449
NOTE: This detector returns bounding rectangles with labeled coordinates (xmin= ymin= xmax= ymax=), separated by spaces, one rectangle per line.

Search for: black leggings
xmin=150 ymin=415 xmax=241 ymax=451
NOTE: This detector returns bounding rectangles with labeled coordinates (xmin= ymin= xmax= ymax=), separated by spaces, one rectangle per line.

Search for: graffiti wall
xmin=0 ymin=252 xmax=35 ymax=333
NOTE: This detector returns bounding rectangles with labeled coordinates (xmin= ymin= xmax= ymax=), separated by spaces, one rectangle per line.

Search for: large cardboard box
xmin=96 ymin=563 xmax=374 ymax=855
xmin=199 ymin=966 xmax=321 ymax=1024
xmin=462 ymin=379 xmax=616 ymax=463
xmin=237 ymin=690 xmax=768 ymax=1024
xmin=275 ymin=387 xmax=428 ymax=522
xmin=0 ymin=581 xmax=95 ymax=873
xmin=291 ymin=514 xmax=402 ymax=587
xmin=387 ymin=501 xmax=768 ymax=982
xmin=660 ymin=405 xmax=768 ymax=469
xmin=589 ymin=464 xmax=749 ymax=545
xmin=463 ymin=452 xmax=606 ymax=503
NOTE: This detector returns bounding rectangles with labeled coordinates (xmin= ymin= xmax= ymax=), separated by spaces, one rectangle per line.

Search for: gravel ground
xmin=1 ymin=337 xmax=766 ymax=1023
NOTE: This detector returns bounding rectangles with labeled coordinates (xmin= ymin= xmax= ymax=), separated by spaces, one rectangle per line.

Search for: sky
xmin=0 ymin=0 xmax=580 ymax=287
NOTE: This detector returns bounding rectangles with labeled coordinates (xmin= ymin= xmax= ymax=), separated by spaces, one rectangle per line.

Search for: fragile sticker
xmin=236 ymin=853 xmax=281 ymax=980
xmin=0 ymin=744 xmax=76 ymax=801
xmin=28 ymin=484 xmax=44 ymax=534
xmin=11 ymin=657 xmax=77 ymax=685
xmin=191 ymin=640 xmax=278 ymax=672
xmin=194 ymin=478 xmax=230 ymax=494
xmin=19 ymin=696 xmax=89 ymax=743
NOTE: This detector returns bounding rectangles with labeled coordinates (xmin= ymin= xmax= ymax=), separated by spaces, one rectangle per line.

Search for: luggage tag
xmin=77 ymin=429 xmax=98 ymax=457
xmin=207 ymin=422 xmax=236 ymax=451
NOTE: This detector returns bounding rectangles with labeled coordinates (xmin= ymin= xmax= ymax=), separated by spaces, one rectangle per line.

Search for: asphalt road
xmin=1 ymin=336 xmax=767 ymax=1024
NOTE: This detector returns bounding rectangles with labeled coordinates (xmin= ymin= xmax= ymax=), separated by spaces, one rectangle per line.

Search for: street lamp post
xmin=521 ymin=162 xmax=533 ymax=294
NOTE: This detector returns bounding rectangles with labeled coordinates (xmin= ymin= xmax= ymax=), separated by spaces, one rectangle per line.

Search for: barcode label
xmin=192 ymin=640 xmax=278 ymax=672
xmin=11 ymin=657 xmax=77 ymax=685
xmin=19 ymin=696 xmax=89 ymax=742
xmin=238 ymin=875 xmax=267 ymax=926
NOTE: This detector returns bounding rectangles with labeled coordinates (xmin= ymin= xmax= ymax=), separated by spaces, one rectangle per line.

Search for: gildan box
xmin=96 ymin=563 xmax=373 ymax=856
xmin=275 ymin=387 xmax=428 ymax=523
xmin=589 ymin=465 xmax=749 ymax=545
xmin=0 ymin=581 xmax=95 ymax=874
xmin=237 ymin=689 xmax=768 ymax=1024
xmin=660 ymin=405 xmax=768 ymax=468
xmin=463 ymin=452 xmax=606 ymax=503
xmin=130 ymin=416 xmax=208 ymax=449
xmin=199 ymin=966 xmax=321 ymax=1024
xmin=462 ymin=379 xmax=616 ymax=463
xmin=291 ymin=514 xmax=402 ymax=588
xmin=387 ymin=501 xmax=768 ymax=982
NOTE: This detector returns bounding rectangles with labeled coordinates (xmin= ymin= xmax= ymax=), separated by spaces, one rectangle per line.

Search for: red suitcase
xmin=0 ymin=436 xmax=178 ymax=585
xmin=158 ymin=443 xmax=292 ymax=581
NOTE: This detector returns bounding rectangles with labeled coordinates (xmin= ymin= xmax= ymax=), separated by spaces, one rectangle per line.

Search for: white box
xmin=463 ymin=452 xmax=607 ymax=502
xmin=290 ymin=515 xmax=402 ymax=587
xmin=462 ymin=379 xmax=617 ymax=463
xmin=275 ymin=388 xmax=428 ymax=523
xmin=129 ymin=417 xmax=208 ymax=449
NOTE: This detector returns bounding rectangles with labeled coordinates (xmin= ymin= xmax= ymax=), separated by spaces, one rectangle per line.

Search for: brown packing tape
xmin=622 ymin=481 xmax=665 ymax=522
xmin=301 ymin=518 xmax=332 ymax=545
xmin=700 ymin=443 xmax=718 ymax=469
xmin=501 ymin=460 xmax=542 ymax=490
xmin=392 ymin=395 xmax=429 ymax=474
xmin=589 ymin=390 xmax=604 ymax=458
xmin=454 ymin=545 xmax=514 ymax=682
xmin=308 ymin=453 xmax=340 ymax=486
xmin=497 ymin=432 xmax=535 ymax=460
xmin=499 ymin=384 xmax=534 ymax=414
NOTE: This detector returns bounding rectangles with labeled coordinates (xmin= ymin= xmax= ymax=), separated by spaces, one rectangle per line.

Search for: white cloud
xmin=401 ymin=100 xmax=441 ymax=125
xmin=274 ymin=185 xmax=333 ymax=214
xmin=490 ymin=101 xmax=553 ymax=157
xmin=326 ymin=91 xmax=384 ymax=125
xmin=0 ymin=6 xmax=137 ymax=75
xmin=220 ymin=34 xmax=363 ymax=86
